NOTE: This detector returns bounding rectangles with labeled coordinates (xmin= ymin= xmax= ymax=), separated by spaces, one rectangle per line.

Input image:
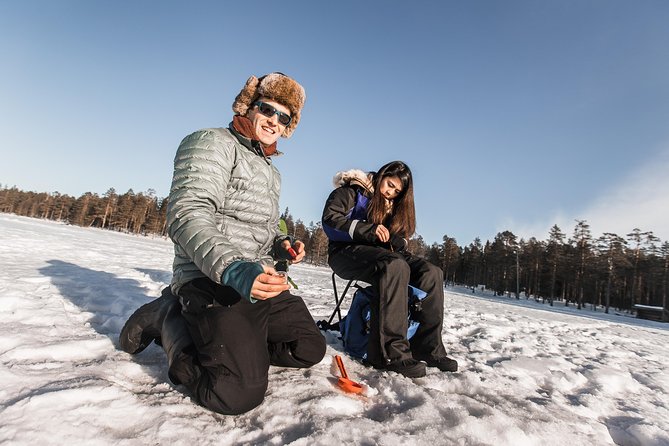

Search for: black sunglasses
xmin=253 ymin=101 xmax=292 ymax=126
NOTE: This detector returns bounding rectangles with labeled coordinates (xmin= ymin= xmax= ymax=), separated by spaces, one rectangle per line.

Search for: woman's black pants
xmin=328 ymin=245 xmax=448 ymax=366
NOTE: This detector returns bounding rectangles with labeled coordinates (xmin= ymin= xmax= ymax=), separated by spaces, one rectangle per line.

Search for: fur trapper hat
xmin=232 ymin=72 xmax=306 ymax=138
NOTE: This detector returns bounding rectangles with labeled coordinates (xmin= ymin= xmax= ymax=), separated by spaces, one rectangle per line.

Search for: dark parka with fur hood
xmin=321 ymin=169 xmax=381 ymax=254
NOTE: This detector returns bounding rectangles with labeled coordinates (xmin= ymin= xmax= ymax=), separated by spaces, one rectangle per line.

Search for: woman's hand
xmin=375 ymin=224 xmax=390 ymax=243
xmin=250 ymin=265 xmax=290 ymax=300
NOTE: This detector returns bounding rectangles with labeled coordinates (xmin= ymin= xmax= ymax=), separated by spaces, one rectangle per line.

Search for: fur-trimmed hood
xmin=332 ymin=169 xmax=374 ymax=194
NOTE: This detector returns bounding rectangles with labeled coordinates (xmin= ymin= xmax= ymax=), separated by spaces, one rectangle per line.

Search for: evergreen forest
xmin=2 ymin=185 xmax=667 ymax=319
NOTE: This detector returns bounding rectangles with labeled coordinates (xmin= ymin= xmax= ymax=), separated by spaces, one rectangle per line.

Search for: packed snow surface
xmin=1 ymin=214 xmax=668 ymax=445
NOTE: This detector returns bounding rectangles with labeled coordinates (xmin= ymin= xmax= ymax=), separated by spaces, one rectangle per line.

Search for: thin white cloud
xmin=579 ymin=148 xmax=669 ymax=241
xmin=505 ymin=147 xmax=669 ymax=243
xmin=505 ymin=212 xmax=570 ymax=242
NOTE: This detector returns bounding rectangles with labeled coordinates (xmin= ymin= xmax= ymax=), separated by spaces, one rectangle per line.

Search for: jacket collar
xmin=229 ymin=123 xmax=284 ymax=163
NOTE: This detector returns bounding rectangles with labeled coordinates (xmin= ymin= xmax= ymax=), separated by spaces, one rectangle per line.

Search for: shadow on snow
xmin=38 ymin=259 xmax=171 ymax=381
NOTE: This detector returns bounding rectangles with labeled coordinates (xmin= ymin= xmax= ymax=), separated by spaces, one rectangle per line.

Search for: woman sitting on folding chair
xmin=321 ymin=161 xmax=458 ymax=378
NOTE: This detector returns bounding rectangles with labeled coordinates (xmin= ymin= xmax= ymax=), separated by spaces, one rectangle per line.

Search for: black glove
xmin=273 ymin=236 xmax=296 ymax=260
xmin=389 ymin=234 xmax=408 ymax=253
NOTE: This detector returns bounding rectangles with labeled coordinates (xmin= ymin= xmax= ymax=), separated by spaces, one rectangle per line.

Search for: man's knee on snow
xmin=269 ymin=335 xmax=326 ymax=368
xmin=296 ymin=334 xmax=326 ymax=367
xmin=200 ymin=380 xmax=267 ymax=415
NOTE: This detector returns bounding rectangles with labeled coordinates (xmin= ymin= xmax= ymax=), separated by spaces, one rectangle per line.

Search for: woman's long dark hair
xmin=366 ymin=161 xmax=416 ymax=238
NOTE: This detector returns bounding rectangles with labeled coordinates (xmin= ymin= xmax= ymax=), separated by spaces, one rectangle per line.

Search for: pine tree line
xmin=2 ymin=185 xmax=667 ymax=318
xmin=422 ymin=221 xmax=668 ymax=317
xmin=0 ymin=186 xmax=168 ymax=235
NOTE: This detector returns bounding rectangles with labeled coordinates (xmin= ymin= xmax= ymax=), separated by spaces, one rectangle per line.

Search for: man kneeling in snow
xmin=119 ymin=73 xmax=326 ymax=415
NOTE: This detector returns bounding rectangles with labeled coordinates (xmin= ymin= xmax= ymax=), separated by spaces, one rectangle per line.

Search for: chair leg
xmin=327 ymin=273 xmax=354 ymax=327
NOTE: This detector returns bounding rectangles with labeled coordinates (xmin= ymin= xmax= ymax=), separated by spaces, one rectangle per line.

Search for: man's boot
xmin=119 ymin=287 xmax=177 ymax=354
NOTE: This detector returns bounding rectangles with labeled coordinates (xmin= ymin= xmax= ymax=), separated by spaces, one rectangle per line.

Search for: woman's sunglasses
xmin=253 ymin=101 xmax=292 ymax=126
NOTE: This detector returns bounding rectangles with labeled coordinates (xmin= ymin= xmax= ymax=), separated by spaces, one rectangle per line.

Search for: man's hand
xmin=281 ymin=239 xmax=306 ymax=263
xmin=250 ymin=265 xmax=290 ymax=300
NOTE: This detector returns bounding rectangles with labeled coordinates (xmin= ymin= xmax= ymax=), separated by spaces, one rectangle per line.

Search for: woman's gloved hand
xmin=389 ymin=234 xmax=408 ymax=253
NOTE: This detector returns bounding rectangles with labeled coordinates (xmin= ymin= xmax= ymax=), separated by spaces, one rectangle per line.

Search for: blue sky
xmin=1 ymin=1 xmax=668 ymax=246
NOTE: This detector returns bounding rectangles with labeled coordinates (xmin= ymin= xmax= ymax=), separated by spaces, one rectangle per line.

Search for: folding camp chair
xmin=317 ymin=272 xmax=365 ymax=331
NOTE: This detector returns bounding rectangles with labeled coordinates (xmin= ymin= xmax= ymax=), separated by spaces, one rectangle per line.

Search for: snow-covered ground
xmin=1 ymin=214 xmax=668 ymax=446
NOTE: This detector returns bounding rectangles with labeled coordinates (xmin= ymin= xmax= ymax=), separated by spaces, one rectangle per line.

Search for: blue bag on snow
xmin=339 ymin=285 xmax=427 ymax=361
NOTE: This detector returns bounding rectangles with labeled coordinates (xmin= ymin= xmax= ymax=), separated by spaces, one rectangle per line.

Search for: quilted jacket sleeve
xmin=166 ymin=129 xmax=246 ymax=284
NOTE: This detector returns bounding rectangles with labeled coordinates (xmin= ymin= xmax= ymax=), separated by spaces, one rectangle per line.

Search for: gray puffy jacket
xmin=166 ymin=125 xmax=283 ymax=294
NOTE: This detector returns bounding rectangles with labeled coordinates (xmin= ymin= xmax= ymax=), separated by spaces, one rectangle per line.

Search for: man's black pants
xmin=174 ymin=278 xmax=326 ymax=415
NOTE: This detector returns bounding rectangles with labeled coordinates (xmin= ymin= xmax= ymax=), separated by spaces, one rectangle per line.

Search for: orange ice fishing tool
xmin=335 ymin=355 xmax=363 ymax=394
xmin=287 ymin=246 xmax=298 ymax=259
